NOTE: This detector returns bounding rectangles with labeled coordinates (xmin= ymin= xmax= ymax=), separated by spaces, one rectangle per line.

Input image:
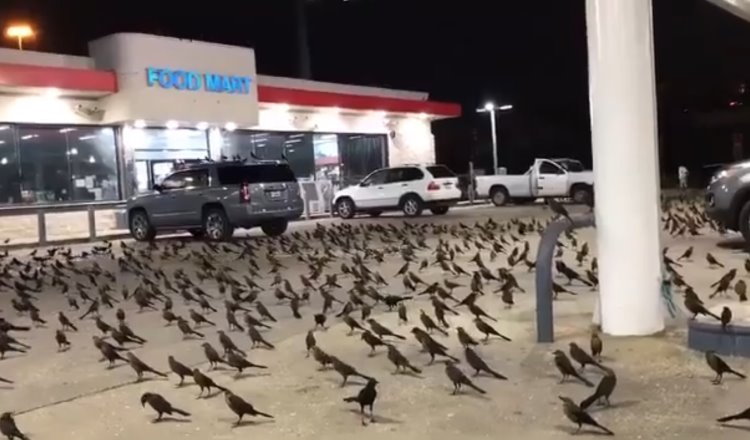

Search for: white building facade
xmin=0 ymin=32 xmax=460 ymax=205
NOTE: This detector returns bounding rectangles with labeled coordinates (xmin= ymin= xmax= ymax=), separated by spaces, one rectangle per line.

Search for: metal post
xmin=37 ymin=211 xmax=46 ymax=246
xmin=296 ymin=0 xmax=312 ymax=79
xmin=489 ymin=108 xmax=498 ymax=174
xmin=17 ymin=36 xmax=23 ymax=51
xmin=535 ymin=213 xmax=596 ymax=343
xmin=468 ymin=161 xmax=475 ymax=205
xmin=87 ymin=205 xmax=97 ymax=240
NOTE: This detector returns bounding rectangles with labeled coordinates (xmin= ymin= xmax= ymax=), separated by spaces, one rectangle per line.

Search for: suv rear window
xmin=426 ymin=165 xmax=457 ymax=178
xmin=217 ymin=164 xmax=297 ymax=185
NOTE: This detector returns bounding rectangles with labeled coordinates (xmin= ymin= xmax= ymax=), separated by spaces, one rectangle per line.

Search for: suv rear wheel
xmin=203 ymin=207 xmax=233 ymax=241
xmin=261 ymin=219 xmax=288 ymax=237
xmin=336 ymin=198 xmax=356 ymax=219
xmin=129 ymin=210 xmax=155 ymax=242
xmin=401 ymin=194 xmax=423 ymax=217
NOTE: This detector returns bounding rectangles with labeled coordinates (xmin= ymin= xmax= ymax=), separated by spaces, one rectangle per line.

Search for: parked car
xmin=126 ymin=161 xmax=303 ymax=241
xmin=333 ymin=164 xmax=461 ymax=219
xmin=706 ymin=160 xmax=750 ymax=241
xmin=475 ymin=158 xmax=594 ymax=206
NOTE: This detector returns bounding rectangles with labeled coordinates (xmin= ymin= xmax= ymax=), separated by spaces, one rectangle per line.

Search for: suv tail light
xmin=427 ymin=181 xmax=441 ymax=191
xmin=240 ymin=182 xmax=251 ymax=203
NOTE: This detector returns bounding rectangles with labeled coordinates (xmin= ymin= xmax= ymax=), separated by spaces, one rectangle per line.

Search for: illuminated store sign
xmin=146 ymin=67 xmax=252 ymax=95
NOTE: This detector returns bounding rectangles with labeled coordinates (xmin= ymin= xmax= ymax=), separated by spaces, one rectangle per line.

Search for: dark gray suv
xmin=706 ymin=160 xmax=750 ymax=241
xmin=127 ymin=161 xmax=304 ymax=241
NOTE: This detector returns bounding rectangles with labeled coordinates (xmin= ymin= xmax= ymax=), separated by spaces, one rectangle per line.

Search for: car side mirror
xmin=153 ymin=184 xmax=163 ymax=192
xmin=359 ymin=181 xmax=369 ymax=187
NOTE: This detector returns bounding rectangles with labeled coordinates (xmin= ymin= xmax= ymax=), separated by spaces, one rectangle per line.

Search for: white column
xmin=586 ymin=0 xmax=664 ymax=335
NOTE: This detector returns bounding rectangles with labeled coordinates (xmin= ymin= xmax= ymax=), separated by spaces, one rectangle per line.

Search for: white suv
xmin=334 ymin=164 xmax=461 ymax=218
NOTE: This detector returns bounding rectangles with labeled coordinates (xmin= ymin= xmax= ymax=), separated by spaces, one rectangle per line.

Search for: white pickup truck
xmin=475 ymin=158 xmax=594 ymax=206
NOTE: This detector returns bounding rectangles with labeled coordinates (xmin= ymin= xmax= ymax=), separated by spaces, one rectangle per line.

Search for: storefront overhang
xmin=257 ymin=86 xmax=461 ymax=119
xmin=0 ymin=62 xmax=117 ymax=97
xmin=0 ymin=62 xmax=460 ymax=120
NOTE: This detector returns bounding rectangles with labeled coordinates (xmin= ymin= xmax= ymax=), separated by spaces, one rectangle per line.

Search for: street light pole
xmin=476 ymin=102 xmax=513 ymax=175
xmin=5 ymin=25 xmax=34 ymax=51
xmin=488 ymin=107 xmax=498 ymax=174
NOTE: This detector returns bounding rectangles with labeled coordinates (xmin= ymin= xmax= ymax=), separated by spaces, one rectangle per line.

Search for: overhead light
xmin=78 ymin=135 xmax=96 ymax=141
xmin=0 ymin=125 xmax=8 ymax=131
xmin=68 ymin=147 xmax=78 ymax=155
xmin=59 ymin=128 xmax=76 ymax=133
xmin=0 ymin=140 xmax=5 ymax=145
xmin=196 ymin=122 xmax=209 ymax=130
xmin=133 ymin=119 xmax=147 ymax=129
xmin=88 ymin=155 xmax=96 ymax=163
xmin=165 ymin=120 xmax=179 ymax=130
xmin=225 ymin=122 xmax=237 ymax=132
xmin=499 ymin=104 xmax=514 ymax=111
xmin=20 ymin=134 xmax=37 ymax=140
xmin=0 ymin=158 xmax=6 ymax=165
xmin=45 ymin=88 xmax=61 ymax=98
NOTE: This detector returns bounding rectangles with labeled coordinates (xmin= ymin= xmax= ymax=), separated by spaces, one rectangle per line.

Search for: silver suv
xmin=706 ymin=159 xmax=750 ymax=241
xmin=127 ymin=161 xmax=303 ymax=241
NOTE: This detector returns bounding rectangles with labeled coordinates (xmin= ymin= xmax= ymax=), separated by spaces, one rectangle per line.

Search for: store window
xmin=0 ymin=125 xmax=20 ymax=204
xmin=338 ymin=134 xmax=387 ymax=186
xmin=13 ymin=125 xmax=119 ymax=204
xmin=220 ymin=130 xmax=314 ymax=180
xmin=127 ymin=127 xmax=209 ymax=191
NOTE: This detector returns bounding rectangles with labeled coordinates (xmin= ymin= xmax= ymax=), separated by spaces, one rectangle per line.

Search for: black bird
xmin=473 ymin=318 xmax=511 ymax=342
xmin=444 ymin=361 xmax=486 ymax=395
xmin=548 ymin=199 xmax=573 ymax=223
xmin=247 ymin=325 xmax=275 ymax=349
xmin=127 ymin=352 xmax=168 ymax=381
xmin=140 ymin=392 xmax=190 ymax=421
xmin=419 ymin=310 xmax=447 ymax=336
xmin=177 ymin=317 xmax=204 ymax=339
xmin=225 ymin=350 xmax=267 ymax=376
xmin=55 ymin=329 xmax=71 ymax=351
xmin=0 ymin=412 xmax=28 ymax=440
xmin=718 ymin=406 xmax=750 ymax=424
xmin=58 ymin=312 xmax=77 ymax=331
xmin=218 ymin=330 xmax=246 ymax=356
xmin=464 ymin=347 xmax=507 ymax=380
xmin=223 ymin=389 xmax=273 ymax=426
xmin=201 ymin=342 xmax=228 ymax=370
xmin=367 ymin=319 xmax=405 ymax=340
xmin=167 ymin=355 xmax=193 ymax=386
xmin=386 ymin=344 xmax=421 ymax=374
xmin=580 ymin=368 xmax=617 ymax=409
xmin=192 ymin=368 xmax=227 ymax=397
xmin=706 ymin=350 xmax=746 ymax=384
xmin=360 ymin=330 xmax=386 ymax=355
xmin=553 ymin=350 xmax=593 ymax=387
xmin=569 ymin=342 xmax=604 ymax=372
xmin=559 ymin=396 xmax=613 ymax=435
xmin=330 ymin=356 xmax=372 ymax=387
xmin=411 ymin=328 xmax=458 ymax=364
xmin=343 ymin=378 xmax=378 ymax=425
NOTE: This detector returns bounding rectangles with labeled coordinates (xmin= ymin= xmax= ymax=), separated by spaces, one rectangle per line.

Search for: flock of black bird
xmin=0 ymin=198 xmax=745 ymax=437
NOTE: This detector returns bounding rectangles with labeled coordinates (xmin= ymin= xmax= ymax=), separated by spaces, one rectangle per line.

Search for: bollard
xmin=535 ymin=212 xmax=596 ymax=343
xmin=37 ymin=211 xmax=47 ymax=246
xmin=87 ymin=205 xmax=97 ymax=240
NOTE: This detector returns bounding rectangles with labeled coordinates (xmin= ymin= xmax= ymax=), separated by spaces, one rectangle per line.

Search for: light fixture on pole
xmin=5 ymin=24 xmax=34 ymax=50
xmin=476 ymin=101 xmax=513 ymax=174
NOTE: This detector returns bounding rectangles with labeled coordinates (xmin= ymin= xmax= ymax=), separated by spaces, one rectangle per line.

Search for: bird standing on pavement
xmin=444 ymin=361 xmax=486 ymax=395
xmin=0 ymin=412 xmax=28 ymax=440
xmin=553 ymin=350 xmax=593 ymax=387
xmin=140 ymin=392 xmax=190 ymax=422
xmin=343 ymin=378 xmax=378 ymax=425
xmin=559 ymin=396 xmax=613 ymax=435
xmin=706 ymin=350 xmax=746 ymax=384
xmin=223 ymin=389 xmax=273 ymax=426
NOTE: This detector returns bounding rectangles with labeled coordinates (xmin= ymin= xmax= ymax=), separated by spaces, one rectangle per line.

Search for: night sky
xmin=2 ymin=0 xmax=750 ymax=180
